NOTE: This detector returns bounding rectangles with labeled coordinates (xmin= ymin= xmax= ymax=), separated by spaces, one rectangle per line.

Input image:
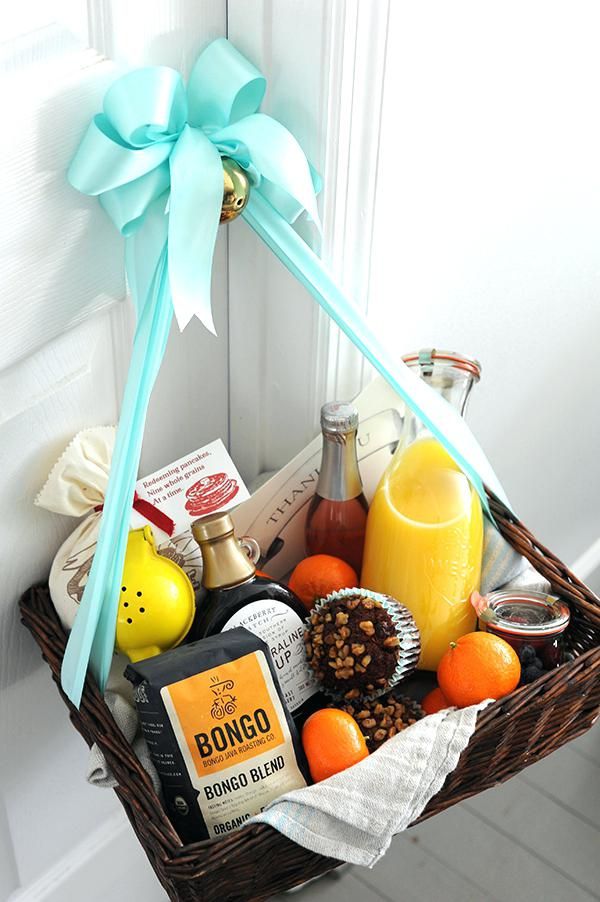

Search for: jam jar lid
xmin=482 ymin=590 xmax=570 ymax=636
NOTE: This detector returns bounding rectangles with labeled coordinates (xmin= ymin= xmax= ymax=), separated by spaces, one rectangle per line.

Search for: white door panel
xmin=0 ymin=311 xmax=127 ymax=628
xmin=0 ymin=309 xmax=129 ymax=895
xmin=1 ymin=56 xmax=124 ymax=372
xmin=95 ymin=0 xmax=224 ymax=73
xmin=3 ymin=668 xmax=120 ymax=890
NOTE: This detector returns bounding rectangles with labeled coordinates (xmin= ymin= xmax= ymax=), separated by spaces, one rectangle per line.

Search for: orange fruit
xmin=421 ymin=687 xmax=450 ymax=714
xmin=437 ymin=632 xmax=521 ymax=708
xmin=288 ymin=554 xmax=358 ymax=610
xmin=302 ymin=708 xmax=369 ymax=782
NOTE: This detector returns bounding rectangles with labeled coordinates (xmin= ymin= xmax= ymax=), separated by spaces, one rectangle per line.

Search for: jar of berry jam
xmin=477 ymin=590 xmax=570 ymax=669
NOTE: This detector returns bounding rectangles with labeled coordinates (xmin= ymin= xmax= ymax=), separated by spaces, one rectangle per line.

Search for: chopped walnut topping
xmin=303 ymin=593 xmax=401 ymax=696
xmin=336 ymin=693 xmax=424 ymax=752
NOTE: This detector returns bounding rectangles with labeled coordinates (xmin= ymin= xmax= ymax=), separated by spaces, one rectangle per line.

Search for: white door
xmin=0 ymin=4 xmax=229 ymax=900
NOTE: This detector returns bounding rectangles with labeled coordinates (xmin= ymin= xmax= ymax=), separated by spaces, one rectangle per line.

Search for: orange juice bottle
xmin=361 ymin=350 xmax=484 ymax=671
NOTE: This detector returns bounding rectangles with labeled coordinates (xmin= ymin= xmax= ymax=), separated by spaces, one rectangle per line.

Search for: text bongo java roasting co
xmin=126 ymin=629 xmax=309 ymax=843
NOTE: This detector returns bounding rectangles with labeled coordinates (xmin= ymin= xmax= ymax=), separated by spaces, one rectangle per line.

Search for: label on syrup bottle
xmin=222 ymin=601 xmax=317 ymax=712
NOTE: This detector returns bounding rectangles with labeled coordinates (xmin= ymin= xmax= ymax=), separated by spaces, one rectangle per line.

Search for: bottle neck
xmin=199 ymin=533 xmax=256 ymax=590
xmin=316 ymin=429 xmax=363 ymax=501
xmin=404 ymin=368 xmax=476 ymax=443
xmin=431 ymin=371 xmax=475 ymax=415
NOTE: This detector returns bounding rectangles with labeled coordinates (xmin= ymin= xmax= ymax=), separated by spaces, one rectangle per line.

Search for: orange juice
xmin=361 ymin=436 xmax=483 ymax=670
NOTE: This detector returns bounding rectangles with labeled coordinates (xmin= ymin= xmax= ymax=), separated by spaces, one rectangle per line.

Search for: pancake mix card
xmin=133 ymin=439 xmax=250 ymax=539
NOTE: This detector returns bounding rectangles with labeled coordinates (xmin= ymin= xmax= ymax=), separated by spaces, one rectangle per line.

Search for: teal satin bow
xmin=62 ymin=37 xmax=510 ymax=709
xmin=69 ymin=37 xmax=320 ymax=332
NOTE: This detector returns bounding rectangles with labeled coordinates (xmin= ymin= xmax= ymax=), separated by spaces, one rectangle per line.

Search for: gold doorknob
xmin=220 ymin=158 xmax=251 ymax=223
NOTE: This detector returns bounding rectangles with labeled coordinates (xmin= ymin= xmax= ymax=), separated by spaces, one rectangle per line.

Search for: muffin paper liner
xmin=306 ymin=587 xmax=421 ymax=702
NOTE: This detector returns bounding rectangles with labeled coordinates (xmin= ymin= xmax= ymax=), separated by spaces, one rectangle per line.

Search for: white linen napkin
xmin=481 ymin=517 xmax=547 ymax=594
xmin=251 ymin=700 xmax=491 ymax=866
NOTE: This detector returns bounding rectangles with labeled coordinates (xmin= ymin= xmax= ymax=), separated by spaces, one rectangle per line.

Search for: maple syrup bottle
xmin=305 ymin=402 xmax=368 ymax=573
xmin=190 ymin=512 xmax=319 ymax=720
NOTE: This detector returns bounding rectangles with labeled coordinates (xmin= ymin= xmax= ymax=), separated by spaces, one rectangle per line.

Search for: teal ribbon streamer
xmin=62 ymin=37 xmax=510 ymax=708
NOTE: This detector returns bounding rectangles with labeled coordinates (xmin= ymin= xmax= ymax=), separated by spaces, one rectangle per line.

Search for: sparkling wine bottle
xmin=305 ymin=402 xmax=368 ymax=574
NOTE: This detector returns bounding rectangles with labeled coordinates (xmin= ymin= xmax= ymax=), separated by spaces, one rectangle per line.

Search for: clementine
xmin=288 ymin=554 xmax=358 ymax=610
xmin=302 ymin=708 xmax=369 ymax=782
xmin=421 ymin=687 xmax=450 ymax=714
xmin=437 ymin=631 xmax=521 ymax=708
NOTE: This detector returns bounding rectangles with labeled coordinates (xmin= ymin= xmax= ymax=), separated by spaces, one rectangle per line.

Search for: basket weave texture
xmin=20 ymin=493 xmax=600 ymax=902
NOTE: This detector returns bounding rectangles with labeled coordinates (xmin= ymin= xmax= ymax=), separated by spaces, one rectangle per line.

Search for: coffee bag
xmin=125 ymin=628 xmax=309 ymax=843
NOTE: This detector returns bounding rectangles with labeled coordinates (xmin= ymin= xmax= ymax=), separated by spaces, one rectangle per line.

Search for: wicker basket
xmin=20 ymin=492 xmax=600 ymax=902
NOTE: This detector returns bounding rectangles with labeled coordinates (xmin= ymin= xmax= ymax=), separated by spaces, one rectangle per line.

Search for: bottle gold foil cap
xmin=320 ymin=401 xmax=359 ymax=434
xmin=191 ymin=511 xmax=235 ymax=544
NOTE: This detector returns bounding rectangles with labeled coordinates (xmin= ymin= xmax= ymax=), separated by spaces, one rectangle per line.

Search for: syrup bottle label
xmin=222 ymin=600 xmax=317 ymax=712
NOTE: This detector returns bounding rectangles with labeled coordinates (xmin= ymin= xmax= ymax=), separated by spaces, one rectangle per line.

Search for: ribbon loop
xmin=103 ymin=66 xmax=187 ymax=147
xmin=187 ymin=37 xmax=266 ymax=129
xmin=68 ymin=116 xmax=173 ymax=196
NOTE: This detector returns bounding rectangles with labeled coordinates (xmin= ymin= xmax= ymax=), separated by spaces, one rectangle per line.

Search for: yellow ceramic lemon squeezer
xmin=115 ymin=526 xmax=195 ymax=663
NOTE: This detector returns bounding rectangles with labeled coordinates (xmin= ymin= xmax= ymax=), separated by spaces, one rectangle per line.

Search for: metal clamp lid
xmin=403 ymin=348 xmax=482 ymax=380
xmin=484 ymin=590 xmax=571 ymax=636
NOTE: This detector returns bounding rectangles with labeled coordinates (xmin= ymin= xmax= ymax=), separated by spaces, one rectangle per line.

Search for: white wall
xmin=368 ymin=0 xmax=600 ymax=568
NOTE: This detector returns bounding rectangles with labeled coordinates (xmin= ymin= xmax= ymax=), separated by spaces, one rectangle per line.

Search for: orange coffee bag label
xmin=161 ymin=650 xmax=305 ymax=837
